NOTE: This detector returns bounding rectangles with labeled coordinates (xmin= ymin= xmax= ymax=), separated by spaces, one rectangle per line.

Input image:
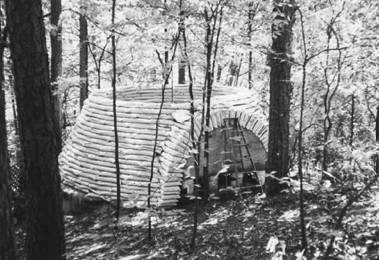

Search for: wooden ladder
xmin=220 ymin=117 xmax=263 ymax=192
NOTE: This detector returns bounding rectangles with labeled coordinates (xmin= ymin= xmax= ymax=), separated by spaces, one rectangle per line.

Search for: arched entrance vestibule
xmin=181 ymin=109 xmax=268 ymax=194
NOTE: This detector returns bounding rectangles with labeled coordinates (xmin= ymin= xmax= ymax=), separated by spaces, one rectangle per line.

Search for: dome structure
xmin=59 ymin=85 xmax=268 ymax=207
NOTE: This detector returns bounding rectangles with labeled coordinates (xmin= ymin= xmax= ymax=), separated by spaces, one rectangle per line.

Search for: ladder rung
xmin=221 ymin=127 xmax=234 ymax=130
xmin=221 ymin=128 xmax=243 ymax=132
xmin=220 ymin=117 xmax=257 ymax=174
xmin=223 ymin=159 xmax=242 ymax=163
xmin=242 ymin=184 xmax=261 ymax=189
xmin=233 ymin=143 xmax=249 ymax=147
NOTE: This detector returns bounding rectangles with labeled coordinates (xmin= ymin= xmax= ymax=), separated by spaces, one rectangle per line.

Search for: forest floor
xmin=64 ymin=183 xmax=379 ymax=260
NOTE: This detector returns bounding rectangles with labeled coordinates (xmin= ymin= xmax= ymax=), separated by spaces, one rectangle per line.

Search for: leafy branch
xmin=148 ymin=31 xmax=181 ymax=242
xmin=323 ymin=170 xmax=379 ymax=259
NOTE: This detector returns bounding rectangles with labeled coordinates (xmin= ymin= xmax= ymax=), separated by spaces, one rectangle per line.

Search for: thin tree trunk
xmin=376 ymin=106 xmax=378 ymax=142
xmin=178 ymin=12 xmax=185 ymax=84
xmin=97 ymin=67 xmax=101 ymax=89
xmin=148 ymin=34 xmax=180 ymax=241
xmin=203 ymin=5 xmax=223 ymax=200
xmin=266 ymin=0 xmax=296 ymax=196
xmin=5 ymin=0 xmax=66 ymax=259
xmin=178 ymin=58 xmax=186 ymax=84
xmin=234 ymin=57 xmax=242 ymax=86
xmin=216 ymin=64 xmax=222 ymax=82
xmin=163 ymin=0 xmax=168 ymax=63
xmin=110 ymin=0 xmax=121 ymax=222
xmin=88 ymin=37 xmax=110 ymax=90
xmin=322 ymin=107 xmax=332 ymax=171
xmin=50 ymin=0 xmax=63 ymax=147
xmin=0 ymin=21 xmax=16 ymax=260
xmin=178 ymin=8 xmax=185 ymax=86
xmin=248 ymin=2 xmax=258 ymax=89
xmin=376 ymin=106 xmax=378 ymax=174
xmin=248 ymin=56 xmax=252 ymax=89
xmin=79 ymin=1 xmax=88 ymax=110
xmin=297 ymin=8 xmax=308 ymax=252
xmin=202 ymin=9 xmax=213 ymax=200
xmin=321 ymin=8 xmax=344 ymax=173
xmin=8 ymin=73 xmax=24 ymax=192
xmin=349 ymin=95 xmax=355 ymax=147
xmin=248 ymin=3 xmax=253 ymax=89
xmin=9 ymin=79 xmax=18 ymax=134
xmin=180 ymin=3 xmax=199 ymax=248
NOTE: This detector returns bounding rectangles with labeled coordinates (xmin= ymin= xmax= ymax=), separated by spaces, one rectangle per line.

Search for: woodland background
xmin=0 ymin=0 xmax=378 ymax=259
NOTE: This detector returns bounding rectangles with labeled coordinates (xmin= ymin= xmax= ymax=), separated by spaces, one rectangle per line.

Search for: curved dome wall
xmin=59 ymin=85 xmax=268 ymax=207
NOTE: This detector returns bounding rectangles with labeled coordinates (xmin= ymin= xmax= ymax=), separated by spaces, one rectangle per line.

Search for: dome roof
xmin=59 ymin=85 xmax=268 ymax=207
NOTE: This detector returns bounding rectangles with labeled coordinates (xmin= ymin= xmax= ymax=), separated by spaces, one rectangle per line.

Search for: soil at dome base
xmin=58 ymin=186 xmax=379 ymax=260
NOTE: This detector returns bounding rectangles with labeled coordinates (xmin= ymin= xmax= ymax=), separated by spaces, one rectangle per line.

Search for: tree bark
xmin=203 ymin=6 xmax=223 ymax=200
xmin=376 ymin=106 xmax=378 ymax=142
xmin=216 ymin=64 xmax=222 ymax=82
xmin=376 ymin=106 xmax=378 ymax=174
xmin=297 ymin=8 xmax=308 ymax=251
xmin=0 ymin=79 xmax=16 ymax=260
xmin=248 ymin=16 xmax=253 ymax=89
xmin=178 ymin=58 xmax=186 ymax=84
xmin=9 ymin=75 xmax=18 ymax=135
xmin=321 ymin=14 xmax=343 ymax=173
xmin=0 ymin=21 xmax=16 ymax=260
xmin=349 ymin=95 xmax=355 ymax=147
xmin=266 ymin=0 xmax=296 ymax=196
xmin=248 ymin=2 xmax=258 ymax=89
xmin=148 ymin=34 xmax=180 ymax=241
xmin=88 ymin=37 xmax=110 ymax=90
xmin=50 ymin=0 xmax=63 ymax=146
xmin=181 ymin=15 xmax=198 ymax=249
xmin=111 ymin=0 xmax=121 ymax=223
xmin=178 ymin=10 xmax=185 ymax=85
xmin=79 ymin=2 xmax=88 ymax=110
xmin=5 ymin=0 xmax=66 ymax=259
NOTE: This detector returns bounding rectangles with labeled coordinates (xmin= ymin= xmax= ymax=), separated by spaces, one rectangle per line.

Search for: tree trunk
xmin=203 ymin=6 xmax=223 ymax=200
xmin=181 ymin=12 xmax=199 ymax=248
xmin=0 ymin=83 xmax=16 ymax=260
xmin=322 ymin=115 xmax=332 ymax=171
xmin=178 ymin=13 xmax=185 ymax=85
xmin=79 ymin=2 xmax=88 ymax=110
xmin=247 ymin=2 xmax=255 ymax=89
xmin=9 ymin=75 xmax=18 ymax=135
xmin=266 ymin=0 xmax=296 ymax=196
xmin=349 ymin=95 xmax=355 ymax=147
xmin=148 ymin=33 xmax=180 ymax=242
xmin=178 ymin=10 xmax=185 ymax=86
xmin=164 ymin=0 xmax=168 ymax=65
xmin=216 ymin=64 xmax=222 ymax=82
xmin=234 ymin=57 xmax=242 ymax=86
xmin=297 ymin=8 xmax=308 ymax=251
xmin=376 ymin=106 xmax=378 ymax=142
xmin=111 ymin=0 xmax=121 ymax=223
xmin=178 ymin=58 xmax=186 ymax=84
xmin=50 ymin=0 xmax=63 ymax=147
xmin=0 ymin=20 xmax=16 ymax=260
xmin=5 ymin=0 xmax=66 ymax=259
xmin=8 ymin=73 xmax=24 ymax=192
xmin=376 ymin=106 xmax=378 ymax=174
